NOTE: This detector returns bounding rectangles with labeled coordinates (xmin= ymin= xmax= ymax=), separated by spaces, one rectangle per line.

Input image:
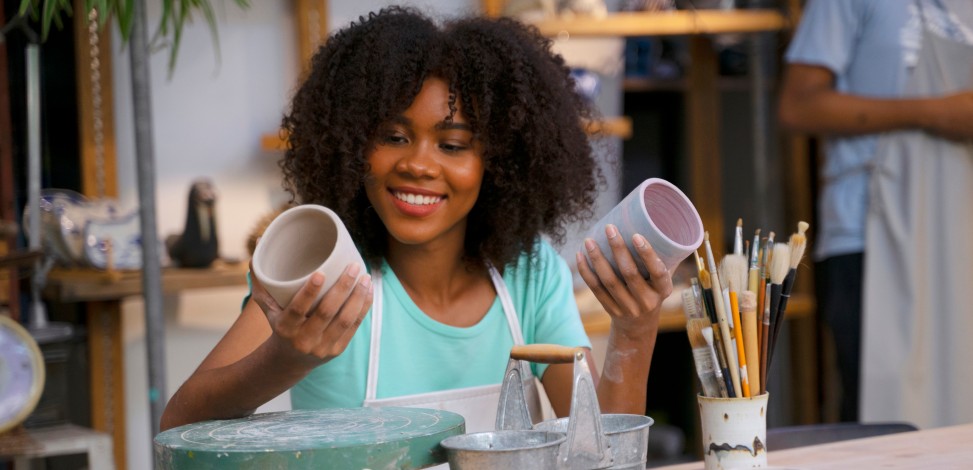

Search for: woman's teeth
xmin=394 ymin=192 xmax=442 ymax=205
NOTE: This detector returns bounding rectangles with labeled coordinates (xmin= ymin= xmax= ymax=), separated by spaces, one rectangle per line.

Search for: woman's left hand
xmin=576 ymin=224 xmax=673 ymax=339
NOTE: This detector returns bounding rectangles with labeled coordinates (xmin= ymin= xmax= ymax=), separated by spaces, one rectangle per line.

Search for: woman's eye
xmin=383 ymin=133 xmax=408 ymax=145
xmin=440 ymin=142 xmax=469 ymax=153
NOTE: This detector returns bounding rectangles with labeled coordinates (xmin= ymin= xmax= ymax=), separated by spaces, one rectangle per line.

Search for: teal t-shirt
xmin=289 ymin=241 xmax=592 ymax=409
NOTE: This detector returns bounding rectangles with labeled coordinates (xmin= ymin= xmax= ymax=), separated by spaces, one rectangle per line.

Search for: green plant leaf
xmin=153 ymin=0 xmax=173 ymax=45
xmin=118 ymin=0 xmax=135 ymax=39
xmin=41 ymin=0 xmax=57 ymax=40
xmin=17 ymin=0 xmax=34 ymax=18
xmin=195 ymin=0 xmax=220 ymax=68
xmin=95 ymin=0 xmax=111 ymax=29
xmin=16 ymin=0 xmax=249 ymax=76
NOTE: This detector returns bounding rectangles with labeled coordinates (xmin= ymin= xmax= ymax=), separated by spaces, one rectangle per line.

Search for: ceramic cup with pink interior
xmin=251 ymin=204 xmax=366 ymax=308
xmin=583 ymin=178 xmax=704 ymax=279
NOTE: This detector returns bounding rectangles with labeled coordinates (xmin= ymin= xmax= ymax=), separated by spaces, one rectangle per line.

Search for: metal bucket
xmin=441 ymin=345 xmax=659 ymax=469
xmin=493 ymin=344 xmax=611 ymax=470
xmin=535 ymin=414 xmax=654 ymax=469
xmin=441 ymin=430 xmax=566 ymax=469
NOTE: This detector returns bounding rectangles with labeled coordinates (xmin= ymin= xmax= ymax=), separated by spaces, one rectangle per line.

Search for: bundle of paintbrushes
xmin=681 ymin=219 xmax=809 ymax=398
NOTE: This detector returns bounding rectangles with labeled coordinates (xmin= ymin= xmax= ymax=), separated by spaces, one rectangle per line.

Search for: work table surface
xmin=657 ymin=422 xmax=973 ymax=469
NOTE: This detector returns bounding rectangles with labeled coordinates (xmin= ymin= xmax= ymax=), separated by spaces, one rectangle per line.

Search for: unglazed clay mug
xmin=251 ymin=204 xmax=366 ymax=307
xmin=583 ymin=178 xmax=703 ymax=278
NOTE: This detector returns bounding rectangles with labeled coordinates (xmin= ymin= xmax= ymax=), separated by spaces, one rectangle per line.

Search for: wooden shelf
xmin=261 ymin=132 xmax=288 ymax=152
xmin=43 ymin=261 xmax=249 ymax=303
xmin=43 ymin=260 xmax=813 ymax=335
xmin=585 ymin=116 xmax=632 ymax=139
xmin=530 ymin=9 xmax=788 ymax=38
xmin=623 ymin=76 xmax=771 ymax=93
xmin=577 ymin=287 xmax=814 ymax=336
xmin=260 ymin=116 xmax=633 ymax=152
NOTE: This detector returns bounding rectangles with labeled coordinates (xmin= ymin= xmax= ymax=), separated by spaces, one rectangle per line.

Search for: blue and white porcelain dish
xmin=83 ymin=210 xmax=143 ymax=270
xmin=25 ymin=188 xmax=140 ymax=269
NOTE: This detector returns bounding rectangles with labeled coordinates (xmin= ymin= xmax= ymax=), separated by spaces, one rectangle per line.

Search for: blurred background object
xmin=165 ymin=179 xmax=219 ymax=269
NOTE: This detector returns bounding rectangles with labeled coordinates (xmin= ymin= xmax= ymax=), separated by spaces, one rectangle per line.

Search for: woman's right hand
xmin=249 ymin=262 xmax=373 ymax=368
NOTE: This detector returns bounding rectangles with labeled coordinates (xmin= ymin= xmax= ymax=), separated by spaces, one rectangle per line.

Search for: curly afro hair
xmin=280 ymin=6 xmax=603 ymax=270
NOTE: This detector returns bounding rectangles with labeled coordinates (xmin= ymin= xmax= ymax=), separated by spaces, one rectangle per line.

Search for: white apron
xmin=362 ymin=266 xmax=550 ymax=434
xmin=862 ymin=2 xmax=973 ymax=428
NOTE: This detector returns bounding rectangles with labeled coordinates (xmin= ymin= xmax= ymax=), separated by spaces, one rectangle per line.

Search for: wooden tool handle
xmin=510 ymin=344 xmax=582 ymax=364
xmin=742 ymin=307 xmax=761 ymax=395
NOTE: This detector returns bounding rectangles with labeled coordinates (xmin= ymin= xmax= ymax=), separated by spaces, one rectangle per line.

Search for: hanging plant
xmin=17 ymin=0 xmax=251 ymax=73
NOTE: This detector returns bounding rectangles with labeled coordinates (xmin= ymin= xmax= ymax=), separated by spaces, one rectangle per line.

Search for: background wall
xmin=110 ymin=1 xmax=624 ymax=468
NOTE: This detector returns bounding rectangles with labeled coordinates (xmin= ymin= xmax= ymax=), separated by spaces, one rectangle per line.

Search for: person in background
xmin=778 ymin=0 xmax=973 ymax=423
xmin=160 ymin=7 xmax=673 ymax=432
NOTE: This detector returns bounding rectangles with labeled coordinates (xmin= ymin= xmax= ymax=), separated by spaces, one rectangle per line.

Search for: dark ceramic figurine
xmin=166 ymin=179 xmax=219 ymax=268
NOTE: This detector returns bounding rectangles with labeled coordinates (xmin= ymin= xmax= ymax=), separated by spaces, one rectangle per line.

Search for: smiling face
xmin=364 ymin=77 xmax=485 ymax=253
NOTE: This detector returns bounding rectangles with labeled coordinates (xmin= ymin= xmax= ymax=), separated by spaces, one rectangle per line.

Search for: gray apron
xmin=862 ymin=1 xmax=973 ymax=428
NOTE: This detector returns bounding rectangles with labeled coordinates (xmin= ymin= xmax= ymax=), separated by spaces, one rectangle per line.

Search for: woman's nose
xmin=395 ymin=143 xmax=440 ymax=178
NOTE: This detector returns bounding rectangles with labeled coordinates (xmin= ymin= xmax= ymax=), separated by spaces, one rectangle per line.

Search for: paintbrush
xmin=756 ymin=236 xmax=767 ymax=359
xmin=766 ymin=243 xmax=792 ymax=371
xmin=740 ymin=291 xmax=760 ymax=395
xmin=762 ymin=232 xmax=776 ymax=282
xmin=701 ymin=325 xmax=729 ymax=398
xmin=696 ymin=254 xmax=735 ymax=397
xmin=686 ymin=317 xmax=723 ymax=398
xmin=683 ymin=288 xmax=722 ymax=397
xmin=682 ymin=288 xmax=703 ymax=320
xmin=705 ymin=232 xmax=742 ymax=398
xmin=721 ymin=253 xmax=751 ymax=397
xmin=780 ymin=222 xmax=809 ymax=313
xmin=748 ymin=229 xmax=761 ymax=295
xmin=733 ymin=218 xmax=744 ymax=255
xmin=695 ymin=251 xmax=716 ymax=325
xmin=694 ymin=249 xmax=706 ymax=277
xmin=689 ymin=278 xmax=705 ymax=319
xmin=770 ymin=221 xmax=810 ymax=367
xmin=760 ymin=282 xmax=771 ymax=394
xmin=759 ymin=232 xmax=774 ymax=360
xmin=759 ymin=232 xmax=775 ymax=311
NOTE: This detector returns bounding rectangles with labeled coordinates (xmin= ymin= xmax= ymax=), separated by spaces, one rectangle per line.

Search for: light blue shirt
xmin=785 ymin=0 xmax=920 ymax=259
xmin=289 ymin=241 xmax=592 ymax=409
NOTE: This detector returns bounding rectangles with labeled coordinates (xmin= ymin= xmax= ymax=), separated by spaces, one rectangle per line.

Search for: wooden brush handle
xmin=510 ymin=344 xmax=583 ymax=364
xmin=760 ymin=315 xmax=770 ymax=395
xmin=712 ymin=285 xmax=742 ymax=398
xmin=743 ymin=310 xmax=761 ymax=395
xmin=729 ymin=292 xmax=750 ymax=398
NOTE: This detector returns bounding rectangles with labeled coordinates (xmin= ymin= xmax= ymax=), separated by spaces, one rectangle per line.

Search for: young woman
xmin=161 ymin=6 xmax=671 ymax=433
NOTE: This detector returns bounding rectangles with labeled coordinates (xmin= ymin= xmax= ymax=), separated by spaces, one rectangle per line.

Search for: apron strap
xmin=486 ymin=263 xmax=528 ymax=347
xmin=365 ymin=268 xmax=384 ymax=401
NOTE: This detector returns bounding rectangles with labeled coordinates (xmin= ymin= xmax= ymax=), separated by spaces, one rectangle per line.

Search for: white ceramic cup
xmin=698 ymin=393 xmax=769 ymax=470
xmin=251 ymin=204 xmax=366 ymax=308
xmin=583 ymin=178 xmax=703 ymax=278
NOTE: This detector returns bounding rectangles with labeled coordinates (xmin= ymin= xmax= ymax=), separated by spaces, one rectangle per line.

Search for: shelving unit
xmin=529 ymin=9 xmax=787 ymax=37
xmin=623 ymin=76 xmax=775 ymax=93
xmin=521 ymin=8 xmax=790 ymax=248
xmin=505 ymin=5 xmax=819 ymax=428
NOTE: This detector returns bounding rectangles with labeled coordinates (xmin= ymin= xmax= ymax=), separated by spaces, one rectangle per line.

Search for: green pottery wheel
xmin=154 ymin=407 xmax=465 ymax=469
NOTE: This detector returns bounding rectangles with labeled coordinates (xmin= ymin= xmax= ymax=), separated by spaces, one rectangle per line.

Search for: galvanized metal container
xmin=535 ymin=414 xmax=654 ymax=469
xmin=440 ymin=430 xmax=566 ymax=469
xmin=441 ymin=344 xmax=657 ymax=469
